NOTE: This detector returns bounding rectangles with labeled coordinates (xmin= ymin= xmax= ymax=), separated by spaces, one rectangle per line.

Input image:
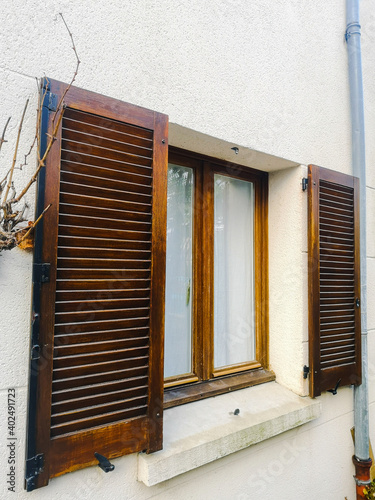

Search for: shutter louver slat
xmin=28 ymin=79 xmax=167 ymax=488
xmin=51 ymin=108 xmax=154 ymax=438
xmin=308 ymin=165 xmax=361 ymax=397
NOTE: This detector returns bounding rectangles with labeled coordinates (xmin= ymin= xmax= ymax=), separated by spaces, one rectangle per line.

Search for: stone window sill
xmin=137 ymin=381 xmax=321 ymax=486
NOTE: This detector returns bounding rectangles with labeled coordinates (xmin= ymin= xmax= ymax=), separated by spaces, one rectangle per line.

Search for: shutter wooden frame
xmin=308 ymin=164 xmax=361 ymax=397
xmin=28 ymin=79 xmax=168 ymax=488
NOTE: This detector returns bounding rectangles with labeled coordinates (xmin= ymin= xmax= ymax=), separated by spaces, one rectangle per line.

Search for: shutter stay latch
xmin=327 ymin=379 xmax=341 ymax=395
xmin=303 ymin=365 xmax=310 ymax=379
xmin=302 ymin=178 xmax=308 ymax=191
xmin=25 ymin=453 xmax=44 ymax=491
xmin=94 ymin=452 xmax=115 ymax=473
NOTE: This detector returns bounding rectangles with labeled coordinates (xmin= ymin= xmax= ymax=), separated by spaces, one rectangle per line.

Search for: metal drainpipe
xmin=345 ymin=0 xmax=372 ymax=497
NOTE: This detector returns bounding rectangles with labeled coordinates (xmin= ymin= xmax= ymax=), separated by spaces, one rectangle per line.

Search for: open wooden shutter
xmin=26 ymin=79 xmax=168 ymax=489
xmin=308 ymin=164 xmax=361 ymax=397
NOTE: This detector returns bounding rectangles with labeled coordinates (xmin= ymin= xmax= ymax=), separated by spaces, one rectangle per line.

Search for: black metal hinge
xmin=302 ymin=178 xmax=308 ymax=191
xmin=33 ymin=263 xmax=50 ymax=284
xmin=25 ymin=453 xmax=44 ymax=492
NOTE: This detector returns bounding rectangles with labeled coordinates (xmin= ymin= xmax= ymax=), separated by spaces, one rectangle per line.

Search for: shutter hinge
xmin=302 ymin=178 xmax=308 ymax=191
xmin=303 ymin=365 xmax=310 ymax=379
xmin=33 ymin=263 xmax=50 ymax=284
xmin=42 ymin=92 xmax=58 ymax=112
xmin=25 ymin=453 xmax=44 ymax=492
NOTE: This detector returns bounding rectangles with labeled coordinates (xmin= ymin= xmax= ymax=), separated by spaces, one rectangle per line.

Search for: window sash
xmin=164 ymin=164 xmax=194 ymax=379
xmin=213 ymin=174 xmax=255 ymax=369
xmin=164 ymin=149 xmax=269 ymax=400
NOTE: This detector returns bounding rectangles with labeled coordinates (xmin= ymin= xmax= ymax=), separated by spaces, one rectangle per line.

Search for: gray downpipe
xmin=345 ymin=0 xmax=370 ymax=463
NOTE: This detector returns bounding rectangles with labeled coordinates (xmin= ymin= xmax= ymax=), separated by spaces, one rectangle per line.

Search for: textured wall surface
xmin=1 ymin=1 xmax=375 ymax=499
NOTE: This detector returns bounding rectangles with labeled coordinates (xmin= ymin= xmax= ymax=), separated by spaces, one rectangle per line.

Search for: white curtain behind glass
xmin=164 ymin=164 xmax=194 ymax=378
xmin=214 ymin=174 xmax=255 ymax=369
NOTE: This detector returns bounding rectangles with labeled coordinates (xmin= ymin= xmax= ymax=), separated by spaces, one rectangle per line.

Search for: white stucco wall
xmin=1 ymin=1 xmax=375 ymax=499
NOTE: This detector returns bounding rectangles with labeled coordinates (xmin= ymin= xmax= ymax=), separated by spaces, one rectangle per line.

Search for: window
xmin=163 ymin=149 xmax=272 ymax=407
xmin=26 ymin=80 xmax=271 ymax=489
xmin=25 ymin=80 xmax=361 ymax=490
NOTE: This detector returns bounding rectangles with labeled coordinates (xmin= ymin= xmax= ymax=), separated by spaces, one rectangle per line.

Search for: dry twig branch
xmin=0 ymin=116 xmax=11 ymax=153
xmin=0 ymin=14 xmax=80 ymax=252
xmin=52 ymin=13 xmax=80 ymax=124
xmin=19 ymin=79 xmax=47 ymax=171
xmin=12 ymin=104 xmax=64 ymax=205
xmin=17 ymin=203 xmax=51 ymax=245
xmin=2 ymin=100 xmax=29 ymax=206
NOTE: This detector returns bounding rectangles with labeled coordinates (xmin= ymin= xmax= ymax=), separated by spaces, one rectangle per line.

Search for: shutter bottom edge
xmin=318 ymin=362 xmax=361 ymax=395
xmin=49 ymin=415 xmax=149 ymax=479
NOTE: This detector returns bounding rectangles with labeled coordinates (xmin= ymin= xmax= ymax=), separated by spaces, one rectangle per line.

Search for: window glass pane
xmin=164 ymin=164 xmax=194 ymax=378
xmin=214 ymin=174 xmax=255 ymax=369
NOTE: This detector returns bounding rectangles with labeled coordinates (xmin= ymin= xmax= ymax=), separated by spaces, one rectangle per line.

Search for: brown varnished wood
xmin=162 ymin=151 xmax=203 ymax=386
xmin=63 ymin=107 xmax=154 ymax=140
xmin=59 ymin=179 xmax=152 ymax=204
xmin=53 ymin=328 xmax=150 ymax=345
xmin=54 ymin=336 xmax=149 ymax=355
xmin=164 ymin=149 xmax=269 ymax=404
xmin=164 ymin=369 xmax=275 ymax=408
xmin=308 ymin=165 xmax=361 ymax=397
xmin=50 ymin=403 xmax=148 ymax=436
xmin=61 ymin=159 xmax=153 ymax=186
xmin=55 ymin=298 xmax=150 ymax=313
xmin=52 ymin=365 xmax=149 ymax=392
xmin=56 ymin=279 xmax=150 ymax=291
xmin=58 ymin=216 xmax=151 ymax=234
xmin=61 ymin=149 xmax=153 ymax=177
xmin=62 ymin=117 xmax=153 ymax=149
xmin=62 ymin=127 xmax=153 ymax=158
xmin=52 ymin=356 xmax=149 ymax=380
xmin=59 ymin=191 xmax=151 ymax=214
xmin=57 ymin=257 xmax=151 ymax=270
xmin=52 ymin=375 xmax=149 ymax=402
xmin=58 ymin=236 xmax=151 ymax=251
xmin=146 ymin=109 xmax=168 ymax=453
xmin=202 ymin=162 xmax=214 ymax=380
xmin=212 ymin=361 xmax=262 ymax=378
xmin=52 ymin=386 xmax=148 ymax=415
xmin=193 ymin=165 xmax=204 ymax=381
xmin=256 ymin=171 xmax=269 ymax=368
xmin=62 ymin=139 xmax=152 ymax=168
xmin=58 ymin=246 xmax=151 ymax=260
xmin=60 ymin=171 xmax=153 ymax=196
xmin=33 ymin=89 xmax=63 ymax=488
xmin=56 ymin=269 xmax=150 ymax=281
xmin=31 ymin=79 xmax=168 ymax=486
xmin=49 ymin=418 xmax=149 ymax=478
xmin=55 ymin=288 xmax=150 ymax=302
xmin=54 ymin=306 xmax=150 ymax=324
xmin=54 ymin=317 xmax=150 ymax=335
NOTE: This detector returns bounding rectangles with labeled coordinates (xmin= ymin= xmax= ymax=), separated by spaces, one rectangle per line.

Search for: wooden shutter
xmin=308 ymin=164 xmax=361 ymax=397
xmin=27 ymin=79 xmax=168 ymax=489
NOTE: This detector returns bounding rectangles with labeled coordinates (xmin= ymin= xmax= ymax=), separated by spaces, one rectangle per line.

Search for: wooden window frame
xmin=164 ymin=148 xmax=273 ymax=408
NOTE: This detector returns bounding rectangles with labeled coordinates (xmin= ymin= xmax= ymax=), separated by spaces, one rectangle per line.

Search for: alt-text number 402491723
xmin=7 ymin=388 xmax=16 ymax=493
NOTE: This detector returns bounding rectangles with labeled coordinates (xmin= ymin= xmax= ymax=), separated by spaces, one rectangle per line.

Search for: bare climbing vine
xmin=0 ymin=13 xmax=80 ymax=251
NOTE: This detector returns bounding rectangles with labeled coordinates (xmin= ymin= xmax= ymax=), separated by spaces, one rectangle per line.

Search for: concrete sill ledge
xmin=138 ymin=381 xmax=321 ymax=486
